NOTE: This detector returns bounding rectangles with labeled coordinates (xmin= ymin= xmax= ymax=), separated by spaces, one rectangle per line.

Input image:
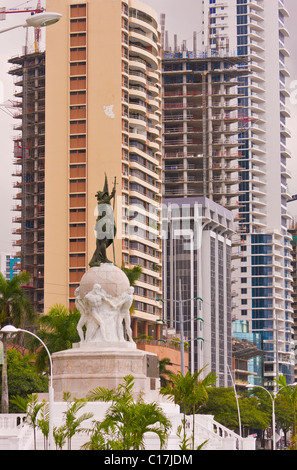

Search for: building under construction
xmin=9 ymin=51 xmax=45 ymax=314
xmin=162 ymin=50 xmax=249 ymax=214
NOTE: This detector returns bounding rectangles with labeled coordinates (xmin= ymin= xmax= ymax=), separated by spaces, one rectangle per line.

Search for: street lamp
xmin=246 ymin=384 xmax=276 ymax=450
xmin=157 ymin=278 xmax=204 ymax=375
xmin=0 ymin=11 xmax=62 ymax=34
xmin=0 ymin=325 xmax=54 ymax=451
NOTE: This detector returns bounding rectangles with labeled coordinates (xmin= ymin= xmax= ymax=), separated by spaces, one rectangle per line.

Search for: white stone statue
xmin=75 ymin=265 xmax=136 ymax=350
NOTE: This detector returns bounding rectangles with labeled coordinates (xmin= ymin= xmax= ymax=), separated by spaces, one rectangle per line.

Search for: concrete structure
xmin=44 ymin=0 xmax=162 ymax=336
xmin=161 ymin=51 xmax=247 ymax=385
xmin=52 ymin=347 xmax=159 ymax=401
xmin=162 ymin=197 xmax=234 ymax=387
xmin=9 ymin=52 xmax=45 ymax=312
xmin=289 ymin=222 xmax=297 ymax=381
xmin=198 ymin=0 xmax=294 ymax=389
xmin=162 ymin=51 xmax=248 ymax=212
xmin=0 ymin=405 xmax=256 ymax=450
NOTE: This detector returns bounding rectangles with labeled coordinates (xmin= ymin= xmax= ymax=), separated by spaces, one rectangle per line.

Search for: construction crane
xmin=0 ymin=3 xmax=44 ymax=16
xmin=0 ymin=2 xmax=44 ymax=51
xmin=34 ymin=1 xmax=42 ymax=52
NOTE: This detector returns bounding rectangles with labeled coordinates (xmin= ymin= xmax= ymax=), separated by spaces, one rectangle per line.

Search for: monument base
xmin=52 ymin=346 xmax=160 ymax=401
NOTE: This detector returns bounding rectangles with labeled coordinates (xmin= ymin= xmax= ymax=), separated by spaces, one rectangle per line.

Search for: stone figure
xmin=89 ymin=173 xmax=117 ymax=267
xmin=75 ymin=285 xmax=107 ymax=343
xmin=116 ymin=287 xmax=134 ymax=343
xmin=74 ymin=268 xmax=136 ymax=350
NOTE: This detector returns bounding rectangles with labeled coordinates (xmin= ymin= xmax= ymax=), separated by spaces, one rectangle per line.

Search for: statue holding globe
xmin=75 ymin=174 xmax=136 ymax=350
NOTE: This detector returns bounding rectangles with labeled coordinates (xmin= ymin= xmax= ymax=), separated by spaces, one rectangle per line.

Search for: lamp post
xmin=227 ymin=364 xmax=242 ymax=438
xmin=0 ymin=325 xmax=54 ymax=451
xmin=0 ymin=11 xmax=62 ymax=34
xmin=157 ymin=278 xmax=203 ymax=375
xmin=246 ymin=384 xmax=276 ymax=450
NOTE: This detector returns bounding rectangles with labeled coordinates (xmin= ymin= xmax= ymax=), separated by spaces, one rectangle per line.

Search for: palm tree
xmin=30 ymin=304 xmax=80 ymax=372
xmin=160 ymin=368 xmax=216 ymax=449
xmin=121 ymin=264 xmax=142 ymax=315
xmin=10 ymin=394 xmax=44 ymax=450
xmin=276 ymin=375 xmax=297 ymax=449
xmin=159 ymin=357 xmax=172 ymax=387
xmin=62 ymin=392 xmax=93 ymax=450
xmin=84 ymin=375 xmax=171 ymax=450
xmin=121 ymin=264 xmax=142 ymax=286
xmin=0 ymin=271 xmax=35 ymax=413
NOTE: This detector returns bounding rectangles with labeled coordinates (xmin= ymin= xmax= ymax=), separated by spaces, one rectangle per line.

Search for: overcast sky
xmin=0 ymin=0 xmax=296 ymax=254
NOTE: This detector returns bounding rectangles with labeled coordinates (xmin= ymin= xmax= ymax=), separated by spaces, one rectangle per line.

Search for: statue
xmin=74 ymin=177 xmax=136 ymax=350
xmin=75 ymin=268 xmax=136 ymax=349
xmin=89 ymin=173 xmax=117 ymax=267
xmin=75 ymin=285 xmax=107 ymax=343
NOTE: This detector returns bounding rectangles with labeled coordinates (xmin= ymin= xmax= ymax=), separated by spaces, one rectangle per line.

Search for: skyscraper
xmin=162 ymin=197 xmax=234 ymax=386
xmin=44 ymin=0 xmax=163 ymax=338
xmin=199 ymin=0 xmax=294 ymax=387
xmin=9 ymin=51 xmax=46 ymax=313
xmin=161 ymin=49 xmax=248 ymax=383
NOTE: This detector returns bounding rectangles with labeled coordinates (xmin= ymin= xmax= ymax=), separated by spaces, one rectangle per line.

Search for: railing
xmin=0 ymin=414 xmax=26 ymax=429
xmin=0 ymin=414 xmax=34 ymax=450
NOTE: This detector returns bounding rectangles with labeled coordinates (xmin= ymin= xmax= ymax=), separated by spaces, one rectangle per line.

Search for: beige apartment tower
xmin=45 ymin=0 xmax=162 ymax=337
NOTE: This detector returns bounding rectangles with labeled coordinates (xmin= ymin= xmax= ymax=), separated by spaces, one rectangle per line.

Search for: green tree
xmin=53 ymin=425 xmax=67 ymax=450
xmin=10 ymin=394 xmax=44 ymax=450
xmin=30 ymin=304 xmax=80 ymax=372
xmin=0 ymin=271 xmax=35 ymax=413
xmin=121 ymin=264 xmax=142 ymax=286
xmin=275 ymin=394 xmax=294 ymax=447
xmin=121 ymin=264 xmax=142 ymax=315
xmin=37 ymin=402 xmax=50 ymax=450
xmin=239 ymin=394 xmax=270 ymax=436
xmin=0 ymin=349 xmax=48 ymax=412
xmin=160 ymin=368 xmax=216 ymax=449
xmin=62 ymin=392 xmax=93 ymax=450
xmin=159 ymin=357 xmax=172 ymax=388
xmin=200 ymin=387 xmax=240 ymax=430
xmin=276 ymin=375 xmax=297 ymax=449
xmin=201 ymin=387 xmax=270 ymax=437
xmin=84 ymin=375 xmax=171 ymax=450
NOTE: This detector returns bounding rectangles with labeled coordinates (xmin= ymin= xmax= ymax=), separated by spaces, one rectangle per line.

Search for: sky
xmin=0 ymin=0 xmax=296 ymax=255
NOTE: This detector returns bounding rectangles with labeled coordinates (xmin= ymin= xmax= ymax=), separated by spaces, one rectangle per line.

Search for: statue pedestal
xmin=52 ymin=263 xmax=160 ymax=400
xmin=52 ymin=346 xmax=160 ymax=401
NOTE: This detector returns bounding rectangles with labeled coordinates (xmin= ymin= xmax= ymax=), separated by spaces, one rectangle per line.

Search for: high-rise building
xmin=199 ymin=0 xmax=294 ymax=387
xmin=289 ymin=222 xmax=297 ymax=381
xmin=9 ymin=51 xmax=46 ymax=313
xmin=44 ymin=0 xmax=163 ymax=337
xmin=162 ymin=197 xmax=234 ymax=387
xmin=161 ymin=50 xmax=248 ymax=383
xmin=162 ymin=51 xmax=248 ymax=212
xmin=0 ymin=253 xmax=21 ymax=281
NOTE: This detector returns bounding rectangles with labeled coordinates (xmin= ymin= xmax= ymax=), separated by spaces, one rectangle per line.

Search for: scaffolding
xmin=162 ymin=52 xmax=249 ymax=216
xmin=9 ymin=51 xmax=45 ymax=313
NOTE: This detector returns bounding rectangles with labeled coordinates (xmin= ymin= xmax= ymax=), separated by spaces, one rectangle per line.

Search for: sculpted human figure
xmin=75 ymin=268 xmax=136 ymax=348
xmin=75 ymin=287 xmax=87 ymax=342
xmin=84 ymin=284 xmax=108 ymax=342
xmin=89 ymin=173 xmax=116 ymax=267
xmin=116 ymin=287 xmax=134 ymax=343
xmin=75 ymin=285 xmax=108 ymax=343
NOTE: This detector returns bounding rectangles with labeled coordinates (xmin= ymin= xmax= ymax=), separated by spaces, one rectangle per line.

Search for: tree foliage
xmin=29 ymin=304 xmax=80 ymax=372
xmin=0 ymin=349 xmax=48 ymax=413
xmin=84 ymin=375 xmax=171 ymax=450
xmin=0 ymin=271 xmax=35 ymax=327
